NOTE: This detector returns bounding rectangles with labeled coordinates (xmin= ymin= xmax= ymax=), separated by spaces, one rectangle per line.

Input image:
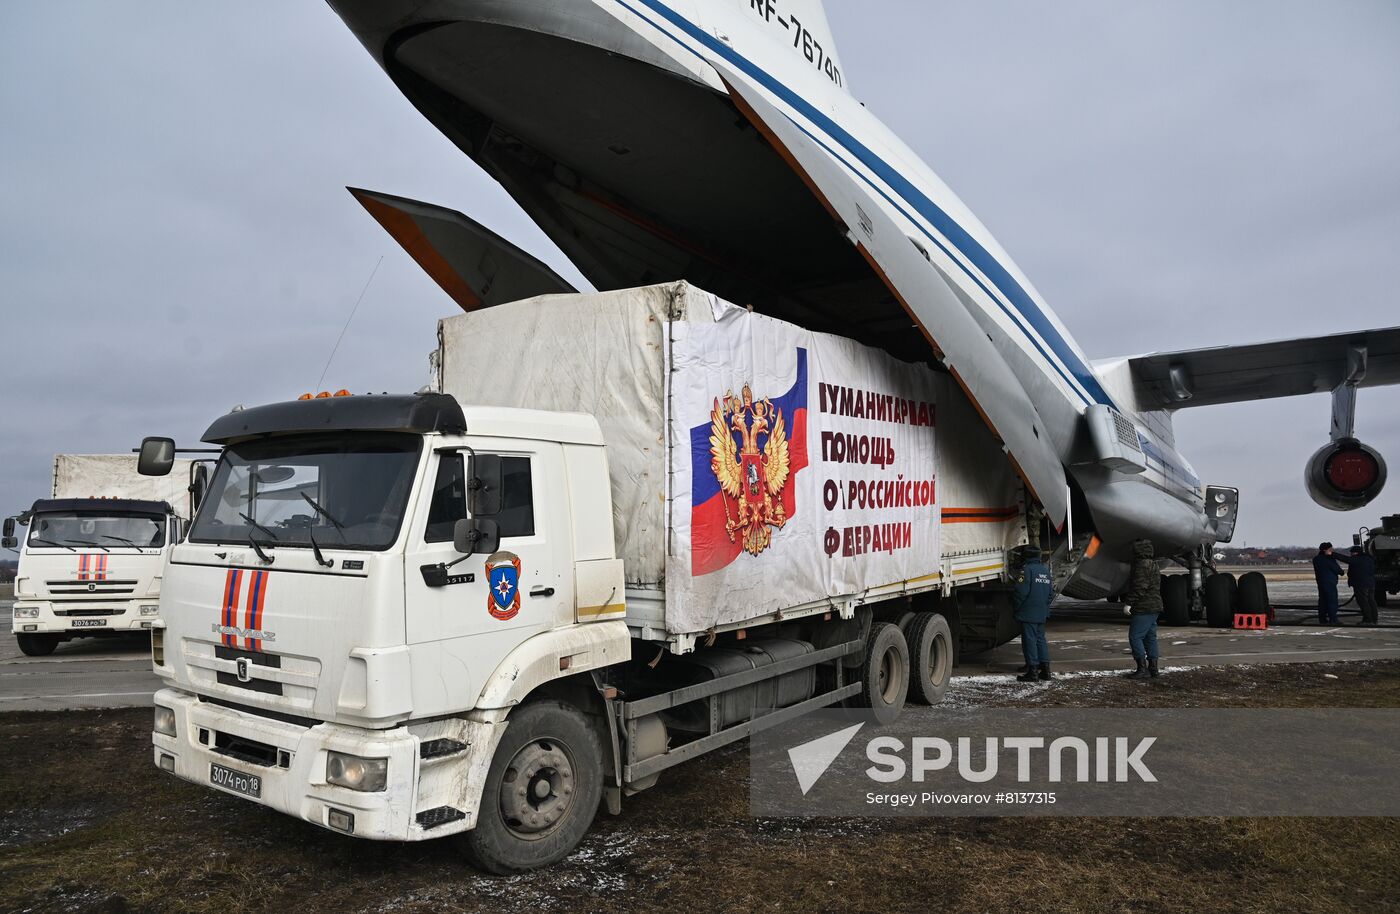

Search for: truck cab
xmin=147 ymin=393 xmax=630 ymax=862
xmin=8 ymin=497 xmax=177 ymax=655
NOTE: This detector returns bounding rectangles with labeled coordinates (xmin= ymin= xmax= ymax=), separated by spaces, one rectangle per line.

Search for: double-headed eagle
xmin=709 ymin=384 xmax=791 ymax=557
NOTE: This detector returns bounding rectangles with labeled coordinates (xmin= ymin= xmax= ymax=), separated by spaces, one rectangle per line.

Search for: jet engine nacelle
xmin=1305 ymin=438 xmax=1388 ymax=511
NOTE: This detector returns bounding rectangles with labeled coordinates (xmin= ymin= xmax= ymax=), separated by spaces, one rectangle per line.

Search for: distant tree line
xmin=1217 ymin=546 xmax=1318 ymax=565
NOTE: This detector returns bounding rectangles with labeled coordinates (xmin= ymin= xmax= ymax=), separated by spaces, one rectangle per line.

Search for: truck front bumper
xmin=151 ymin=688 xmax=501 ymax=841
xmin=12 ymin=601 xmax=158 ymax=635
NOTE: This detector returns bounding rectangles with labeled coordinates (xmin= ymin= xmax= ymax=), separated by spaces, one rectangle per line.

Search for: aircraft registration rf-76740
xmin=326 ymin=0 xmax=1399 ymax=616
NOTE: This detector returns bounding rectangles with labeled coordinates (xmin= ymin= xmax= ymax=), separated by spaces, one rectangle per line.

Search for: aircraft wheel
xmin=1160 ymin=575 xmax=1190 ymax=626
xmin=1204 ymin=572 xmax=1238 ymax=628
xmin=1238 ymin=572 xmax=1269 ymax=616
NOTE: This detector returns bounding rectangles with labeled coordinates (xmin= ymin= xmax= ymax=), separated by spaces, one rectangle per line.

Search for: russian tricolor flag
xmin=690 ymin=348 xmax=809 ymax=576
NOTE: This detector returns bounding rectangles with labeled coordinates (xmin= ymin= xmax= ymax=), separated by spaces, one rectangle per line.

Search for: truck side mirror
xmin=467 ymin=454 xmax=503 ymax=516
xmin=2 ymin=517 xmax=13 ymax=539
xmin=138 ymin=437 xmax=177 ymax=477
xmin=453 ymin=517 xmax=500 ymax=558
xmin=190 ymin=464 xmax=209 ymax=512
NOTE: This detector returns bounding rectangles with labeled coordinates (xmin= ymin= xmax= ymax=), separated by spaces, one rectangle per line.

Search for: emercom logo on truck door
xmin=671 ymin=308 xmax=941 ymax=623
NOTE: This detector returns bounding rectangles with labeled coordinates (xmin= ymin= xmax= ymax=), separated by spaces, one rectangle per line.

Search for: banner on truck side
xmin=668 ymin=305 xmax=940 ymax=627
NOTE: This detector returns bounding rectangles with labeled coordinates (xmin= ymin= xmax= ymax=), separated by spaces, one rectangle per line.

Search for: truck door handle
xmin=530 ymin=587 xmax=555 ymax=598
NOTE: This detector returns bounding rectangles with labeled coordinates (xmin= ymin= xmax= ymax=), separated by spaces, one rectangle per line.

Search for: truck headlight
xmin=154 ymin=705 xmax=176 ymax=737
xmin=13 ymin=606 xmax=39 ymax=619
xmin=140 ymin=604 xmax=160 ymax=616
xmin=326 ymin=751 xmax=388 ymax=792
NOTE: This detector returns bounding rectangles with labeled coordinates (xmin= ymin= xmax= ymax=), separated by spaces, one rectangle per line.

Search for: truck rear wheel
xmin=907 ymin=613 xmax=953 ymax=706
xmin=852 ymin=622 xmax=909 ymax=724
xmin=16 ymin=634 xmax=60 ymax=657
xmin=1204 ymin=573 xmax=1237 ymax=628
xmin=1160 ymin=575 xmax=1190 ymax=626
xmin=466 ymin=700 xmax=603 ymax=875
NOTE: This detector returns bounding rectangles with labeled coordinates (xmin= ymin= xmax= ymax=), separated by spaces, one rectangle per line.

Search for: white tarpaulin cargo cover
xmin=436 ymin=282 xmax=1023 ymax=637
xmin=51 ymin=455 xmax=195 ymax=518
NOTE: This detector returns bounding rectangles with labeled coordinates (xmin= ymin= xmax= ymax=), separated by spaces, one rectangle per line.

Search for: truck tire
xmin=1160 ymin=575 xmax=1190 ymax=627
xmin=1204 ymin=573 xmax=1237 ymax=628
xmin=16 ymin=634 xmax=59 ymax=657
xmin=852 ymin=622 xmax=909 ymax=724
xmin=906 ymin=613 xmax=953 ymax=706
xmin=466 ymin=700 xmax=603 ymax=875
xmin=1238 ymin=572 xmax=1269 ymax=616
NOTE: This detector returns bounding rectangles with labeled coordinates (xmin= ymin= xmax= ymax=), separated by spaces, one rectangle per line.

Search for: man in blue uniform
xmin=1347 ymin=545 xmax=1379 ymax=626
xmin=1313 ymin=542 xmax=1350 ymax=625
xmin=1013 ymin=546 xmax=1055 ymax=682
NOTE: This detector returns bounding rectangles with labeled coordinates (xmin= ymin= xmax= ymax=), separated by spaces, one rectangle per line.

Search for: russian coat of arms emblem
xmin=709 ymin=383 xmax=792 ymax=557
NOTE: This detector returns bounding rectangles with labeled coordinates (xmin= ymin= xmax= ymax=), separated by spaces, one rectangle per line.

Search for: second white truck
xmin=141 ymin=283 xmax=1033 ymax=872
xmin=6 ymin=455 xmax=197 ymax=656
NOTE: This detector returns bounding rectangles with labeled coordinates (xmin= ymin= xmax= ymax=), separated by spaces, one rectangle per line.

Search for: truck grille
xmin=214 ymin=645 xmax=284 ymax=696
xmin=45 ymin=579 xmax=138 ymax=595
xmin=53 ymin=607 xmax=127 ymax=617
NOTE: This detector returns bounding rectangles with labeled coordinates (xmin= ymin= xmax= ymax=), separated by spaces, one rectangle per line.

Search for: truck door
xmin=402 ymin=442 xmax=572 ymax=704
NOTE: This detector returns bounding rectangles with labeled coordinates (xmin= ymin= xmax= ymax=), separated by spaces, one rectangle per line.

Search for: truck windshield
xmin=188 ymin=432 xmax=422 ymax=552
xmin=27 ymin=512 xmax=167 ymax=549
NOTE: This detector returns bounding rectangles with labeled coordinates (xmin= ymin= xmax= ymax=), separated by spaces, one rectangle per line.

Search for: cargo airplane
xmin=326 ymin=0 xmax=1399 ymax=622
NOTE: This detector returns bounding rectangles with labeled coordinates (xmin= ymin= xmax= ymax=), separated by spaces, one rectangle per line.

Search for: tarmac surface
xmin=2 ymin=576 xmax=1396 ymax=712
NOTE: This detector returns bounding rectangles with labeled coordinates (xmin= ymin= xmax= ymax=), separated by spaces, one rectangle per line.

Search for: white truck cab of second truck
xmin=9 ymin=455 xmax=194 ymax=657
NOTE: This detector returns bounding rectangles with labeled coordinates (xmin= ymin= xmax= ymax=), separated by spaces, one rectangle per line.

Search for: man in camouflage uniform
xmin=1121 ymin=538 xmax=1164 ymax=679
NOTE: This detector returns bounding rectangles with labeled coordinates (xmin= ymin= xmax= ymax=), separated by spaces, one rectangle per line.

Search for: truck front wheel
xmin=852 ymin=622 xmax=909 ymax=724
xmin=16 ymin=634 xmax=60 ymax=657
xmin=466 ymin=700 xmax=603 ymax=875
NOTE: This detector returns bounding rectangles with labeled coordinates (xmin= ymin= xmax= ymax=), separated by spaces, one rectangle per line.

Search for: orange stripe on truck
xmin=940 ymin=506 xmax=1020 ymax=524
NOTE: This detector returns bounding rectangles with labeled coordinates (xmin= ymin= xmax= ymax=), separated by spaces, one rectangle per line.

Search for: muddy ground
xmin=3 ymin=662 xmax=1399 ymax=914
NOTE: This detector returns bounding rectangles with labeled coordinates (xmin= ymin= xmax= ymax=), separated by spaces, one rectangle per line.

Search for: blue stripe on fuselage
xmin=613 ymin=0 xmax=1113 ymax=409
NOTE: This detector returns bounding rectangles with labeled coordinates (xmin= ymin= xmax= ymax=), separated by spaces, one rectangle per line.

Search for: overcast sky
xmin=2 ymin=1 xmax=1397 ymax=547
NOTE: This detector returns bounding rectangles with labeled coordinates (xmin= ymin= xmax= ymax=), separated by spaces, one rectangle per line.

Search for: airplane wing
xmin=709 ymin=59 xmax=1069 ymax=527
xmin=349 ymin=187 xmax=577 ymax=311
xmin=1127 ymin=327 xmax=1400 ymax=410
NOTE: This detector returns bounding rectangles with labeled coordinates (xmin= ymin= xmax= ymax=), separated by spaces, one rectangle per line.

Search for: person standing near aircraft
xmin=1013 ymin=547 xmax=1055 ymax=683
xmin=1121 ymin=539 xmax=1164 ymax=679
xmin=1313 ymin=542 xmax=1351 ymax=625
xmin=1346 ymin=545 xmax=1379 ymax=627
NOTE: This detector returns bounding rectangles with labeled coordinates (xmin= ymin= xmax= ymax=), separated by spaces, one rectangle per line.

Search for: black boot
xmin=1124 ymin=658 xmax=1147 ymax=679
xmin=1038 ymin=663 xmax=1053 ymax=681
xmin=1017 ymin=665 xmax=1040 ymax=682
xmin=1148 ymin=658 xmax=1160 ymax=678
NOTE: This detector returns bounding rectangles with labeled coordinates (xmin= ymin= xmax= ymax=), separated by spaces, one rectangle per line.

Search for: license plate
xmin=210 ymin=763 xmax=262 ymax=799
xmin=71 ymin=619 xmax=107 ymax=628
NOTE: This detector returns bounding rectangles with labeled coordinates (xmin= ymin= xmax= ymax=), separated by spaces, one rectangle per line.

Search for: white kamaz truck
xmin=141 ymin=284 xmax=1032 ymax=872
xmin=5 ymin=455 xmax=196 ymax=656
